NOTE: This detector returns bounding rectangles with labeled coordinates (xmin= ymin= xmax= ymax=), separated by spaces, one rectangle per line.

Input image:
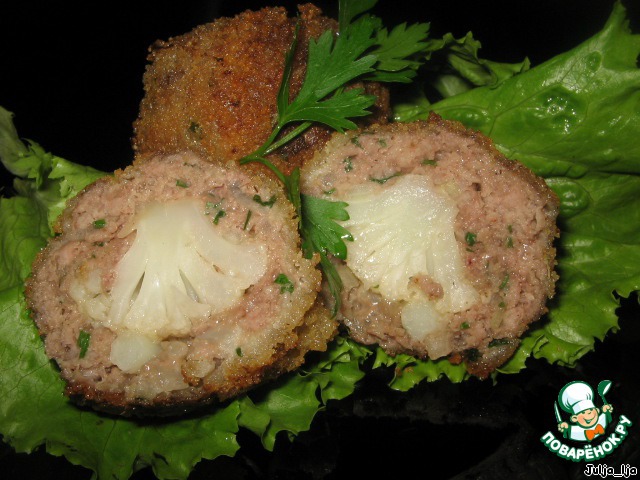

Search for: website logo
xmin=540 ymin=380 xmax=633 ymax=462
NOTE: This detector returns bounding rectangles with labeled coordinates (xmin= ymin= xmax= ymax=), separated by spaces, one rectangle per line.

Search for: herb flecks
xmin=506 ymin=225 xmax=514 ymax=248
xmin=343 ymin=156 xmax=354 ymax=172
xmin=176 ymin=179 xmax=189 ymax=188
xmin=205 ymin=199 xmax=226 ymax=225
xmin=275 ymin=274 xmax=294 ymax=293
xmin=77 ymin=331 xmax=91 ymax=358
xmin=488 ymin=338 xmax=510 ymax=348
xmin=205 ymin=200 xmax=223 ymax=212
xmin=253 ymin=194 xmax=277 ymax=207
xmin=243 ymin=210 xmax=252 ymax=230
xmin=213 ymin=210 xmax=226 ymax=225
xmin=499 ymin=274 xmax=510 ymax=290
xmin=93 ymin=219 xmax=106 ymax=229
xmin=465 ymin=348 xmax=481 ymax=362
xmin=188 ymin=121 xmax=203 ymax=139
xmin=465 ymin=232 xmax=477 ymax=246
xmin=422 ymin=159 xmax=437 ymax=166
xmin=369 ymin=172 xmax=401 ymax=184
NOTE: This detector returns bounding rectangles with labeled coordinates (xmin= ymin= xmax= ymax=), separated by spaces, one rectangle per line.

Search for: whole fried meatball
xmin=132 ymin=4 xmax=390 ymax=175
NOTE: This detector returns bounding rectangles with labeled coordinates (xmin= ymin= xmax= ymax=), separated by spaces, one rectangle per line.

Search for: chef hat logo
xmin=558 ymin=381 xmax=596 ymax=415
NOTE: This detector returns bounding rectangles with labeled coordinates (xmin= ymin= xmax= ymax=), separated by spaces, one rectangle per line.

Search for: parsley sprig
xmin=368 ymin=22 xmax=431 ymax=83
xmin=240 ymin=0 xmax=430 ymax=314
xmin=300 ymin=195 xmax=353 ymax=313
xmin=240 ymin=7 xmax=379 ymax=166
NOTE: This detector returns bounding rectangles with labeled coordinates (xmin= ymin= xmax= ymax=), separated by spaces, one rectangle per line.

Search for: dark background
xmin=1 ymin=0 xmax=635 ymax=177
xmin=1 ymin=1 xmax=639 ymax=478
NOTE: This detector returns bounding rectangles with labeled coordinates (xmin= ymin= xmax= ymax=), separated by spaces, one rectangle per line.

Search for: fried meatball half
xmin=26 ymin=152 xmax=336 ymax=415
xmin=301 ymin=115 xmax=559 ymax=377
xmin=132 ymin=4 xmax=390 ymax=174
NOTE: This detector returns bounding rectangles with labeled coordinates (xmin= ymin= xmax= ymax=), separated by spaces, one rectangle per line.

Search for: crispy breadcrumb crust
xmin=132 ymin=4 xmax=389 ymax=176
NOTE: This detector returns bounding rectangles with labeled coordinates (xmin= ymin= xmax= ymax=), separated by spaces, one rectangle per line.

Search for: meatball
xmin=132 ymin=4 xmax=390 ymax=175
xmin=301 ymin=114 xmax=559 ymax=377
xmin=26 ymin=152 xmax=336 ymax=415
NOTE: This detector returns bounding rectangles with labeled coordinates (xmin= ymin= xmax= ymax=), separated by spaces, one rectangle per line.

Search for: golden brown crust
xmin=132 ymin=4 xmax=390 ymax=176
xmin=62 ymin=303 xmax=337 ymax=417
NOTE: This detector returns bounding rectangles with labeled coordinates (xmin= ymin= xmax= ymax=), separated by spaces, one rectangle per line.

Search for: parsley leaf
xmin=369 ymin=172 xmax=401 ymax=184
xmin=338 ymin=0 xmax=378 ymax=31
xmin=300 ymin=195 xmax=353 ymax=261
xmin=367 ymin=22 xmax=431 ymax=83
xmin=278 ymin=18 xmax=378 ymax=131
xmin=274 ymin=273 xmax=295 ymax=294
xmin=239 ymin=0 xmax=431 ymax=160
xmin=77 ymin=330 xmax=90 ymax=358
xmin=300 ymin=195 xmax=353 ymax=315
xmin=253 ymin=194 xmax=277 ymax=207
xmin=319 ymin=252 xmax=345 ymax=316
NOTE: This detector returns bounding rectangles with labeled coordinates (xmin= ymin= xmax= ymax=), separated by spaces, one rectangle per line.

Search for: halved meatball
xmin=301 ymin=114 xmax=559 ymax=377
xmin=132 ymin=4 xmax=390 ymax=174
xmin=26 ymin=152 xmax=336 ymax=415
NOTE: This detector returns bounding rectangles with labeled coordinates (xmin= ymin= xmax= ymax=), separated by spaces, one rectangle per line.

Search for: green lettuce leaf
xmin=500 ymin=172 xmax=640 ymax=373
xmin=382 ymin=1 xmax=640 ymax=388
xmin=0 ymin=107 xmax=105 ymax=291
xmin=393 ymin=30 xmax=531 ymax=122
xmin=238 ymin=336 xmax=369 ymax=450
xmin=0 ymin=285 xmax=241 ymax=479
xmin=424 ymin=31 xmax=531 ymax=93
xmin=0 ymin=196 xmax=48 ymax=291
xmin=428 ymin=8 xmax=640 ymax=176
xmin=0 ymin=108 xmax=105 ymax=234
xmin=372 ymin=347 xmax=469 ymax=389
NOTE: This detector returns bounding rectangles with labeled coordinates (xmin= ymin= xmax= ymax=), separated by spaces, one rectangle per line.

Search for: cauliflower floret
xmin=109 ymin=331 xmax=162 ymax=373
xmin=339 ymin=174 xmax=478 ymax=342
xmin=71 ymin=197 xmax=268 ymax=373
xmin=108 ymin=199 xmax=267 ymax=339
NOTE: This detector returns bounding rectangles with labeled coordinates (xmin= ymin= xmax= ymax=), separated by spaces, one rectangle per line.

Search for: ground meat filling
xmin=26 ymin=152 xmax=335 ymax=414
xmin=301 ymin=115 xmax=559 ymax=377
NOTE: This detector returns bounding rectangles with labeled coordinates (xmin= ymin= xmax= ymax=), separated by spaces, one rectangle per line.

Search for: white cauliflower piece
xmin=109 ymin=331 xmax=162 ymax=373
xmin=107 ymin=199 xmax=267 ymax=339
xmin=339 ymin=175 xmax=477 ymax=341
xmin=72 ymin=197 xmax=268 ymax=364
